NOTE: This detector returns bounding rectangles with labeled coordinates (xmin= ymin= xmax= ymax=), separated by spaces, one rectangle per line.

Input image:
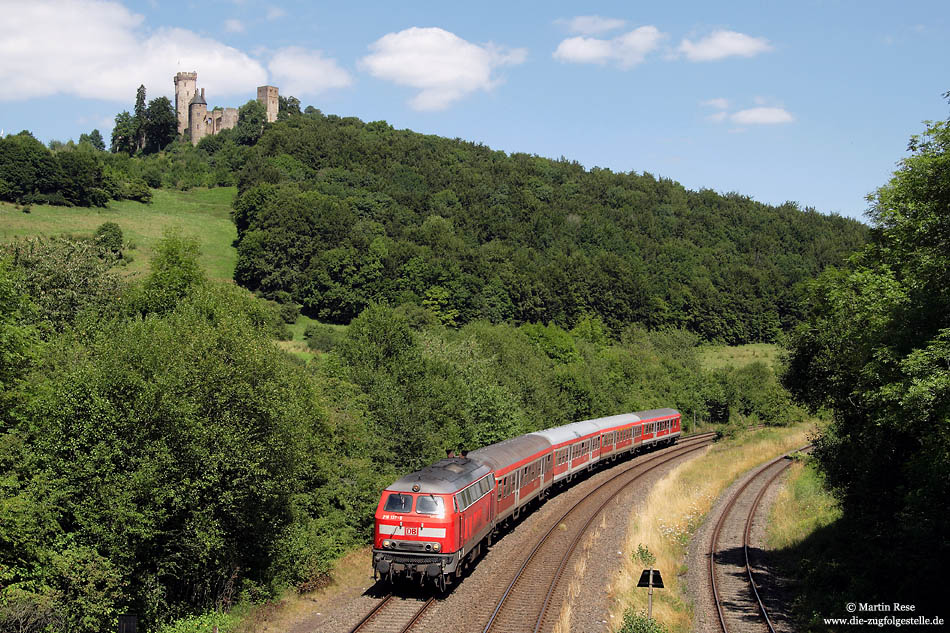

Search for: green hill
xmin=226 ymin=113 xmax=868 ymax=343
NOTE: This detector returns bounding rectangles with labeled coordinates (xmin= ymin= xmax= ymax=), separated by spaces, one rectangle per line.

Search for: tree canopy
xmin=783 ymin=106 xmax=950 ymax=608
xmin=229 ymin=113 xmax=867 ymax=343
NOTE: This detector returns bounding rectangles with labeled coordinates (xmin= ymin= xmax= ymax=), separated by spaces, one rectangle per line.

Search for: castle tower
xmin=188 ymin=88 xmax=208 ymax=145
xmin=174 ymin=71 xmax=198 ymax=136
xmin=257 ymin=85 xmax=279 ymax=123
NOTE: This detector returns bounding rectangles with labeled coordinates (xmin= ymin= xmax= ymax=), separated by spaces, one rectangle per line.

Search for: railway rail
xmin=481 ymin=433 xmax=716 ymax=633
xmin=708 ymin=445 xmax=811 ymax=633
xmin=347 ymin=593 xmax=435 ymax=633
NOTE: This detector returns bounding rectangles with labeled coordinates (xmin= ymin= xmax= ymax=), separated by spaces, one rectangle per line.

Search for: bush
xmin=618 ymin=609 xmax=669 ymax=633
xmin=125 ymin=178 xmax=152 ymax=203
xmin=156 ymin=610 xmax=237 ymax=633
xmin=304 ymin=322 xmax=342 ymax=352
xmin=94 ymin=222 xmax=123 ymax=255
xmin=279 ymin=301 xmax=300 ymax=324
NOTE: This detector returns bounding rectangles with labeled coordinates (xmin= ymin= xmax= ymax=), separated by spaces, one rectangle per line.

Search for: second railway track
xmin=708 ymin=445 xmax=811 ymax=633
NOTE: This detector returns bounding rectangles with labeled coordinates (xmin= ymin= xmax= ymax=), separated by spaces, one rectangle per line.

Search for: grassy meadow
xmin=607 ymin=424 xmax=813 ymax=633
xmin=276 ymin=313 xmax=321 ymax=362
xmin=698 ymin=342 xmax=782 ymax=371
xmin=0 ymin=186 xmax=238 ymax=281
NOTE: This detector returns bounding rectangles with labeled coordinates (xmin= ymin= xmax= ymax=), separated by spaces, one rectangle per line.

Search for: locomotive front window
xmin=384 ymin=493 xmax=413 ymax=513
xmin=416 ymin=494 xmax=445 ymax=515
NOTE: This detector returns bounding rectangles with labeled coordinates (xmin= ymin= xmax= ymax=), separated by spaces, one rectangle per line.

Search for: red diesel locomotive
xmin=372 ymin=408 xmax=681 ymax=589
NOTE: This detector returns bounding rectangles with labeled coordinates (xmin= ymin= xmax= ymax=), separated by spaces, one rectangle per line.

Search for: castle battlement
xmin=174 ymin=72 xmax=279 ymax=145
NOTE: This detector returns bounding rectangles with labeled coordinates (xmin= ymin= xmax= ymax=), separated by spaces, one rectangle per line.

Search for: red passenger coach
xmin=469 ymin=434 xmax=551 ymax=523
xmin=372 ymin=408 xmax=681 ymax=588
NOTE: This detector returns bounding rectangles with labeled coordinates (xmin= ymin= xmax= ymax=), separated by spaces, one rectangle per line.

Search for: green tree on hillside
xmin=133 ymin=84 xmax=147 ymax=152
xmin=235 ymin=99 xmax=267 ymax=146
xmin=228 ymin=114 xmax=867 ymax=342
xmin=78 ymin=129 xmax=105 ymax=151
xmin=143 ymin=97 xmax=176 ymax=154
xmin=110 ymin=111 xmax=136 ymax=155
xmin=784 ymin=103 xmax=950 ymax=608
xmin=277 ymin=95 xmax=301 ymax=120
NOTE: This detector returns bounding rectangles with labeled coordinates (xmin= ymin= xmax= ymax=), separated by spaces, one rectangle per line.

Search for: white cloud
xmin=707 ymin=111 xmax=728 ymax=123
xmin=678 ymin=30 xmax=772 ymax=62
xmin=266 ymin=6 xmax=286 ymax=20
xmin=731 ymin=107 xmax=794 ymax=124
xmin=360 ymin=27 xmax=526 ymax=111
xmin=701 ymin=98 xmax=729 ymax=109
xmin=224 ymin=18 xmax=245 ymax=33
xmin=553 ymin=26 xmax=664 ymax=69
xmin=561 ymin=15 xmax=626 ymax=35
xmin=268 ymin=47 xmax=353 ymax=96
xmin=0 ymin=0 xmax=268 ymax=102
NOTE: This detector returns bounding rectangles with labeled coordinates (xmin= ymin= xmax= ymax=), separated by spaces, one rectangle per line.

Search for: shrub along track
xmin=707 ymin=446 xmax=810 ymax=633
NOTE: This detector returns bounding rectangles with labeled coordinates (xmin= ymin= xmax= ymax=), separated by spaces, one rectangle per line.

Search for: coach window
xmin=384 ymin=493 xmax=413 ymax=513
xmin=416 ymin=495 xmax=445 ymax=516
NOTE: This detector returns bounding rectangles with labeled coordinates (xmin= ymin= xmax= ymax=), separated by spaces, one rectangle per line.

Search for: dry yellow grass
xmin=607 ymin=424 xmax=814 ymax=632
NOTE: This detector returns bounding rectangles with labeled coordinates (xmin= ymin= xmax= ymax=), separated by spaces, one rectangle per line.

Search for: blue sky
xmin=1 ymin=0 xmax=948 ymax=221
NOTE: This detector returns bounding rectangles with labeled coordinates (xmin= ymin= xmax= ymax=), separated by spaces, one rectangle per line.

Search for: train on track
xmin=372 ymin=408 xmax=681 ymax=590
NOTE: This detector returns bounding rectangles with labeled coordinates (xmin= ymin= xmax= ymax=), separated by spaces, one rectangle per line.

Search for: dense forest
xmin=226 ymin=113 xmax=867 ymax=343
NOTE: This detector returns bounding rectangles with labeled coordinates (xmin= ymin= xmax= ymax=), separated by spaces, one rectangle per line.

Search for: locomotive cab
xmin=373 ymin=456 xmax=493 ymax=588
xmin=375 ymin=491 xmax=452 ymax=554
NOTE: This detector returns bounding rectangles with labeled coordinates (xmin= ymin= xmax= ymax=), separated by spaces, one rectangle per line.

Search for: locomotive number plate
xmin=405 ymin=527 xmax=419 ymax=536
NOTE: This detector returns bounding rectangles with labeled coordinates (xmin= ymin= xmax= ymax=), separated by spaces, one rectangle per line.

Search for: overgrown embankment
xmin=608 ymin=425 xmax=812 ymax=633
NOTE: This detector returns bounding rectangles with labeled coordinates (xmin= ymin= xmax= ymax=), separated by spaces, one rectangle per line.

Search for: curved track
xmin=481 ymin=434 xmax=715 ymax=633
xmin=708 ymin=446 xmax=810 ymax=633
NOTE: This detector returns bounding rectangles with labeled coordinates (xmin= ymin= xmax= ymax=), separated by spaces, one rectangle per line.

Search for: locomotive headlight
xmin=382 ymin=539 xmax=392 ymax=549
xmin=432 ymin=542 xmax=441 ymax=552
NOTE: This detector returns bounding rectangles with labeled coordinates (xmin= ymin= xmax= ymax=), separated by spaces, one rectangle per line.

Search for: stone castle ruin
xmin=174 ymin=71 xmax=278 ymax=145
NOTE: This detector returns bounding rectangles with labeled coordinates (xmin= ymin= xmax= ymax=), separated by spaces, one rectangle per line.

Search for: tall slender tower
xmin=257 ymin=85 xmax=279 ymax=123
xmin=174 ymin=71 xmax=198 ymax=136
xmin=188 ymin=89 xmax=208 ymax=145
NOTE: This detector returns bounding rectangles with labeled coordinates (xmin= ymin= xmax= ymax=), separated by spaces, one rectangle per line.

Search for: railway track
xmin=708 ymin=445 xmax=810 ymax=633
xmin=347 ymin=593 xmax=435 ymax=633
xmin=481 ymin=433 xmax=716 ymax=633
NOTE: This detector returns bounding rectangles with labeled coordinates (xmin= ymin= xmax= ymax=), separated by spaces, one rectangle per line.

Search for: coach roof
xmin=468 ymin=434 xmax=551 ymax=473
xmin=636 ymin=408 xmax=680 ymax=420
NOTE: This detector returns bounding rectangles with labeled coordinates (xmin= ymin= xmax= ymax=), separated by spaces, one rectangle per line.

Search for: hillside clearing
xmin=0 ymin=186 xmax=237 ymax=281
